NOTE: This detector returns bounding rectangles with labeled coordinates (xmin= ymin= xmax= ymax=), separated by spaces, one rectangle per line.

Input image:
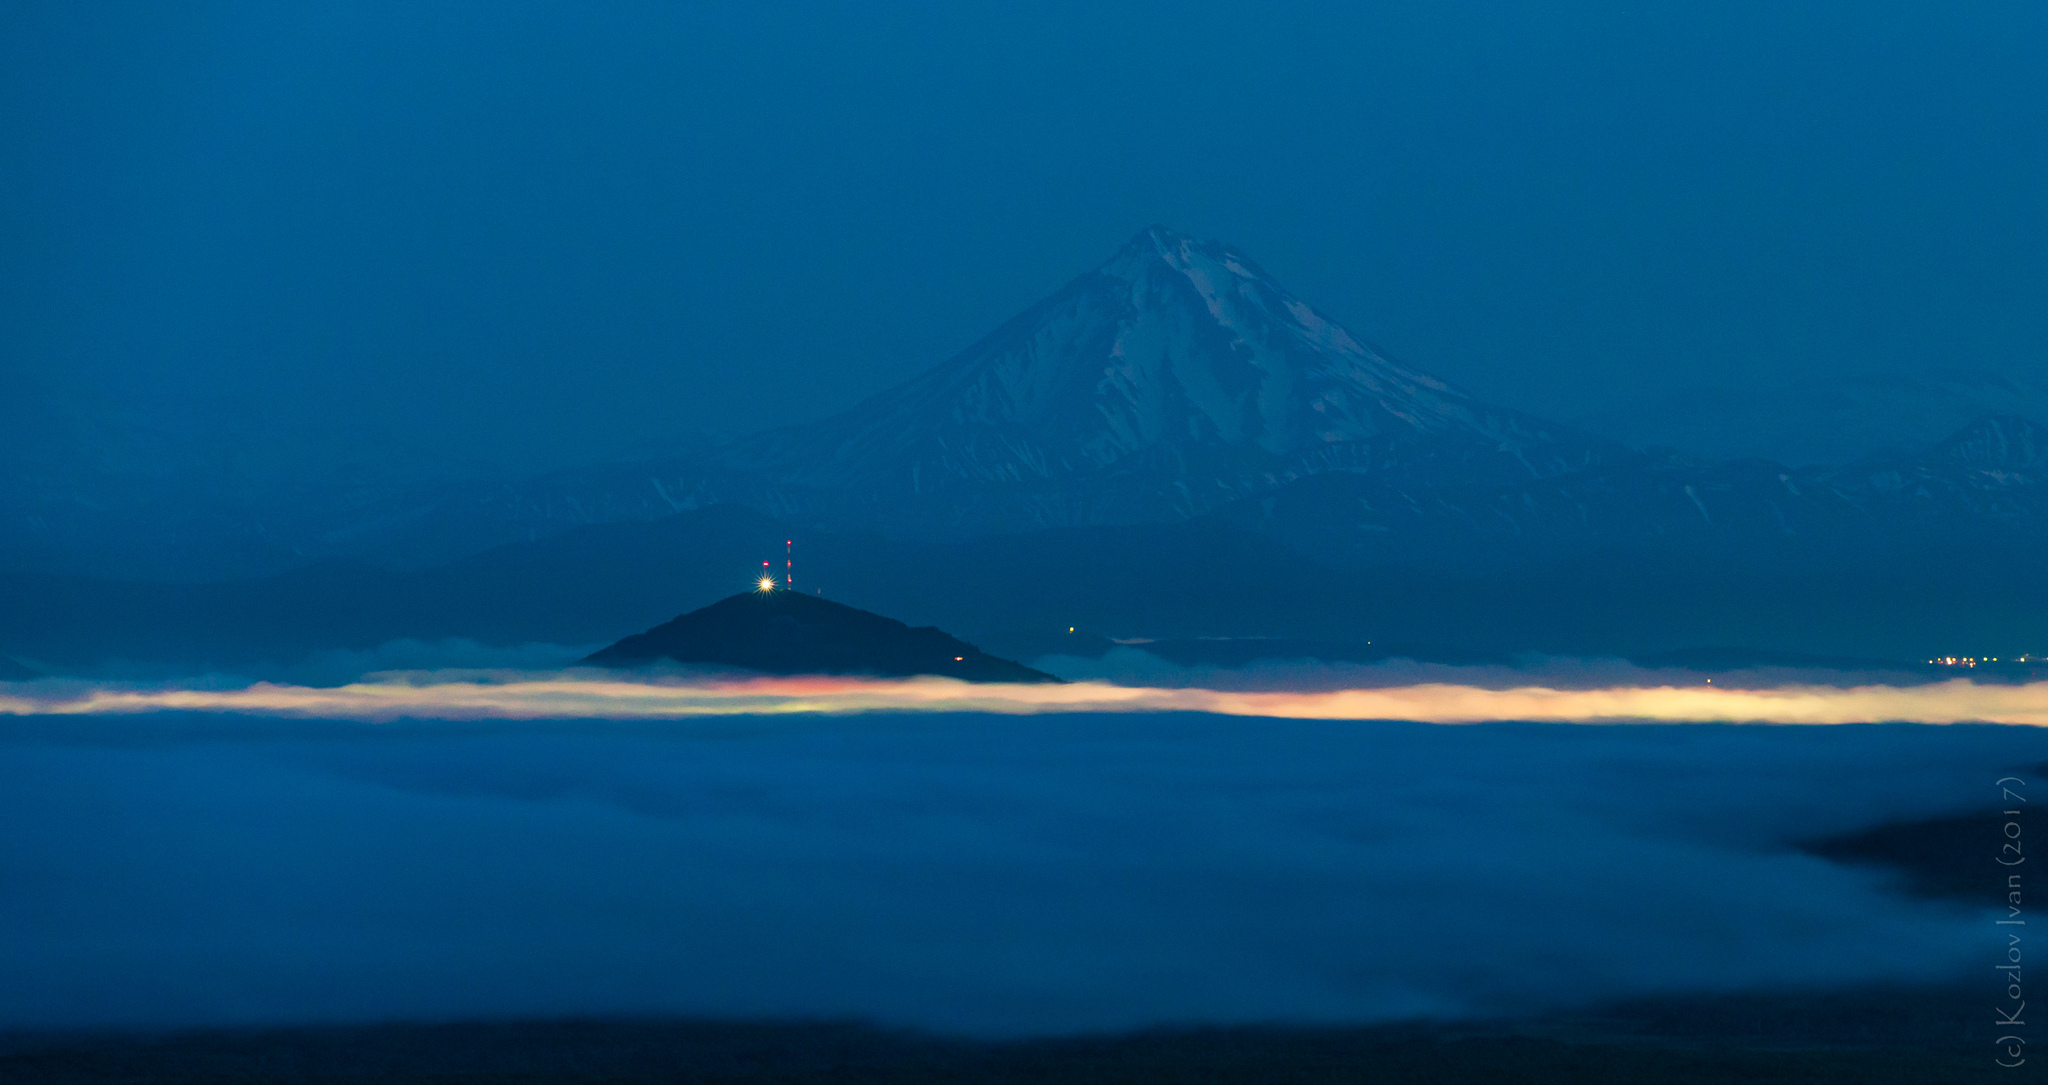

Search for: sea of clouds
xmin=0 ymin=662 xmax=2037 ymax=1034
xmin=7 ymin=666 xmax=2048 ymax=725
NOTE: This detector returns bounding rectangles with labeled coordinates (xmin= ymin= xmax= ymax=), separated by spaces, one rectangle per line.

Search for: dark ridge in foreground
xmin=584 ymin=589 xmax=1060 ymax=683
xmin=1798 ymin=760 xmax=2045 ymax=903
xmin=1800 ymin=806 xmax=2018 ymax=903
xmin=0 ymin=986 xmax=1989 ymax=1084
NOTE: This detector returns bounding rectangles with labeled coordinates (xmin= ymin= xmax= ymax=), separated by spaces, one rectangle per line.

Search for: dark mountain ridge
xmin=1575 ymin=368 xmax=2048 ymax=467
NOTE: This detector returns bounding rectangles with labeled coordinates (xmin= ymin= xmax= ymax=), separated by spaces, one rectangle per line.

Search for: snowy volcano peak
xmin=1101 ymin=224 xmax=1320 ymax=317
xmin=1096 ymin=223 xmax=1257 ymax=284
xmin=1098 ymin=223 xmax=1286 ymax=290
xmin=1082 ymin=225 xmax=1488 ymax=453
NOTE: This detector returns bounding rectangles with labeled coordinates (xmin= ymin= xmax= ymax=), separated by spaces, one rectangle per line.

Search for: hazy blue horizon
xmin=6 ymin=1 xmax=2045 ymax=483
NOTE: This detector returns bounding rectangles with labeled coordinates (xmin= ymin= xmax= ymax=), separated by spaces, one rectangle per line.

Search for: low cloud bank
xmin=0 ymin=710 xmax=2028 ymax=1035
xmin=1034 ymin=646 xmax=1940 ymax=691
xmin=5 ymin=668 xmax=2048 ymax=724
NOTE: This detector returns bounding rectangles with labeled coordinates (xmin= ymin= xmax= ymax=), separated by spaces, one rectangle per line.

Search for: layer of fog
xmin=1032 ymin=646 xmax=1942 ymax=691
xmin=9 ymin=668 xmax=2048 ymax=725
xmin=0 ymin=709 xmax=2030 ymax=1035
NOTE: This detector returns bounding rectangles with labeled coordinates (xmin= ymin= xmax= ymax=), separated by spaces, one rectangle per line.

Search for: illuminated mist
xmin=5 ymin=671 xmax=2048 ymax=725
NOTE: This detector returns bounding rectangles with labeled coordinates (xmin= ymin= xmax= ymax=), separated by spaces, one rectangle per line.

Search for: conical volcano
xmin=707 ymin=226 xmax=1592 ymax=537
xmin=583 ymin=589 xmax=1060 ymax=683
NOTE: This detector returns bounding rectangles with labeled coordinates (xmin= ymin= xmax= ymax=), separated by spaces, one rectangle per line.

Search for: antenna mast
xmin=786 ymin=540 xmax=793 ymax=588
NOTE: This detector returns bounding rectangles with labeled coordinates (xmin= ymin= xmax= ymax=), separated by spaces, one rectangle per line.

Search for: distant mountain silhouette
xmin=0 ymin=655 xmax=34 ymax=681
xmin=583 ymin=588 xmax=1060 ymax=683
xmin=1575 ymin=370 xmax=2048 ymax=467
xmin=6 ymin=227 xmax=2046 ymax=588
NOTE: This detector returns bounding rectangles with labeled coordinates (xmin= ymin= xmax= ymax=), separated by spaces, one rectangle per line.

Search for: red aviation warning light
xmin=758 ymin=560 xmax=775 ymax=593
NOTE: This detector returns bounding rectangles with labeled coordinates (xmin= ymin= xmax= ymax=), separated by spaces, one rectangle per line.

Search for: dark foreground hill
xmin=0 ymin=984 xmax=1988 ymax=1084
xmin=584 ymin=588 xmax=1059 ymax=683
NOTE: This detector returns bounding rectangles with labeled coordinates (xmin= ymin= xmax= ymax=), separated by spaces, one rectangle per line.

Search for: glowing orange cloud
xmin=3 ymin=674 xmax=2048 ymax=725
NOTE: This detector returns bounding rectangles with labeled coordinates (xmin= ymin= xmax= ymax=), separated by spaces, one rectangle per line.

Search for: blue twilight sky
xmin=2 ymin=0 xmax=2044 ymax=476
